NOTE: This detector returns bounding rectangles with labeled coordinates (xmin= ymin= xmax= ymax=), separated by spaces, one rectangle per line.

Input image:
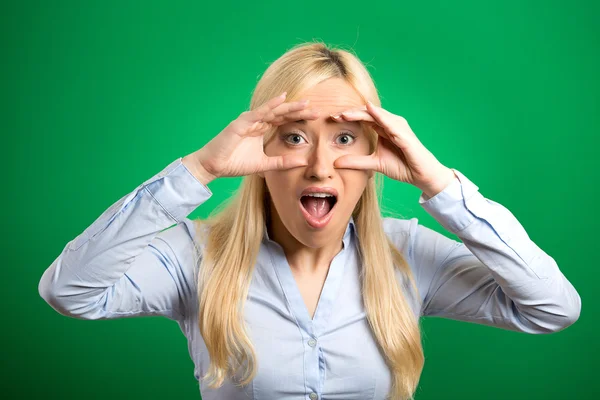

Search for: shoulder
xmin=380 ymin=217 xmax=425 ymax=314
xmin=380 ymin=216 xmax=420 ymax=278
xmin=381 ymin=216 xmax=419 ymax=256
xmin=381 ymin=216 xmax=416 ymax=234
xmin=382 ymin=216 xmax=457 ymax=261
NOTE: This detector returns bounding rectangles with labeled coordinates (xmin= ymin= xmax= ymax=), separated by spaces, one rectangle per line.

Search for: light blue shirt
xmin=38 ymin=157 xmax=581 ymax=400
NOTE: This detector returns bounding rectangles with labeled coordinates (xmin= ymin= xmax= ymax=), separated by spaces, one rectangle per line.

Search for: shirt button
xmin=308 ymin=338 xmax=317 ymax=347
xmin=309 ymin=393 xmax=318 ymax=400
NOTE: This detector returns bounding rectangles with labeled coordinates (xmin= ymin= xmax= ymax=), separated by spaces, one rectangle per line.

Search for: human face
xmin=260 ymin=78 xmax=373 ymax=249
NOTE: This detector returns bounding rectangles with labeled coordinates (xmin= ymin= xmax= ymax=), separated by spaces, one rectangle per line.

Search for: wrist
xmin=419 ymin=167 xmax=456 ymax=199
xmin=182 ymin=153 xmax=217 ymax=186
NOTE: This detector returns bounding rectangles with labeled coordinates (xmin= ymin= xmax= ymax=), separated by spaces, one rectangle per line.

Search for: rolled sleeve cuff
xmin=143 ymin=157 xmax=213 ymax=223
xmin=418 ymin=168 xmax=481 ymax=234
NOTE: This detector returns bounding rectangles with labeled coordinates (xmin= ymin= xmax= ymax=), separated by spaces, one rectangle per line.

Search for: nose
xmin=303 ymin=141 xmax=335 ymax=181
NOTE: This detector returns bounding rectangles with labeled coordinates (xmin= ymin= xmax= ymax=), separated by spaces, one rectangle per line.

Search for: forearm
xmin=419 ymin=167 xmax=457 ymax=200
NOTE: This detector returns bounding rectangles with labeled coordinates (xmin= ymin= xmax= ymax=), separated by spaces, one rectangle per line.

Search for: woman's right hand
xmin=183 ymin=93 xmax=320 ymax=184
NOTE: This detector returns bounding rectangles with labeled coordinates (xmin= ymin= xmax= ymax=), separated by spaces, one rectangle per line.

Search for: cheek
xmin=341 ymin=166 xmax=370 ymax=180
xmin=340 ymin=171 xmax=369 ymax=199
xmin=264 ymin=172 xmax=296 ymax=201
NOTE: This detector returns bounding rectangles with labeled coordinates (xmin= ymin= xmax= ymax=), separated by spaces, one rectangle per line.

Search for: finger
xmin=333 ymin=110 xmax=392 ymax=142
xmin=262 ymin=154 xmax=309 ymax=172
xmin=371 ymin=123 xmax=393 ymax=142
xmin=333 ymin=154 xmax=380 ymax=172
xmin=364 ymin=100 xmax=392 ymax=130
xmin=334 ymin=109 xmax=376 ymax=123
xmin=251 ymin=92 xmax=288 ymax=121
xmin=338 ymin=105 xmax=368 ymax=113
xmin=366 ymin=102 xmax=408 ymax=145
xmin=250 ymin=121 xmax=272 ymax=133
xmin=332 ymin=110 xmax=378 ymax=136
xmin=260 ymin=99 xmax=314 ymax=123
xmin=245 ymin=107 xmax=317 ymax=138
xmin=269 ymin=107 xmax=320 ymax=126
xmin=246 ymin=93 xmax=309 ymax=123
xmin=241 ymin=95 xmax=285 ymax=123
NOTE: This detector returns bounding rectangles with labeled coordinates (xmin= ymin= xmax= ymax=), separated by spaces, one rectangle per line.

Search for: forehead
xmin=280 ymin=78 xmax=366 ymax=130
xmin=297 ymin=78 xmax=364 ymax=112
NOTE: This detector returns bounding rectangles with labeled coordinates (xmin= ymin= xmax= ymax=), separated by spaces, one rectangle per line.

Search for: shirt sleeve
xmin=411 ymin=168 xmax=581 ymax=334
xmin=38 ymin=157 xmax=213 ymax=321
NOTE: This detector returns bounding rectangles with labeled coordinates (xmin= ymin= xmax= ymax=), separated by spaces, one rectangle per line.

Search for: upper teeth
xmin=306 ymin=193 xmax=334 ymax=198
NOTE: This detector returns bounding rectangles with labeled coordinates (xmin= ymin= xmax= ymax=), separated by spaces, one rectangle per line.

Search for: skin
xmin=184 ymin=79 xmax=456 ymax=318
xmin=258 ymin=78 xmax=373 ymax=276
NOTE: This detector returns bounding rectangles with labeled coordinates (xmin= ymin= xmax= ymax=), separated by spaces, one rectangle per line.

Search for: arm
xmin=38 ymin=157 xmax=213 ymax=321
xmin=411 ymin=169 xmax=581 ymax=333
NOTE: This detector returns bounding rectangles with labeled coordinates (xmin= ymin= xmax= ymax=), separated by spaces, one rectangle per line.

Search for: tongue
xmin=302 ymin=197 xmax=331 ymax=218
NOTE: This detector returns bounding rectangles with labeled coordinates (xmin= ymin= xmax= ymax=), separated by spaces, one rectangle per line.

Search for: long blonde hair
xmin=191 ymin=41 xmax=424 ymax=400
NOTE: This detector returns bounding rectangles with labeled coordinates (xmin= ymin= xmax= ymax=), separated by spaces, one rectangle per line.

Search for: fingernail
xmin=330 ymin=113 xmax=341 ymax=119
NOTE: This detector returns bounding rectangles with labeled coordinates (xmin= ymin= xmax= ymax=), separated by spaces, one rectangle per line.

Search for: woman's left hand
xmin=332 ymin=101 xmax=457 ymax=198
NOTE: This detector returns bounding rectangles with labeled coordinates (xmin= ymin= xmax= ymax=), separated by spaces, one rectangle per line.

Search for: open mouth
xmin=299 ymin=195 xmax=337 ymax=228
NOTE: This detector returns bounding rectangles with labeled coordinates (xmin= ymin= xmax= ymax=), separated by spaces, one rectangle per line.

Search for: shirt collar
xmin=263 ymin=215 xmax=356 ymax=250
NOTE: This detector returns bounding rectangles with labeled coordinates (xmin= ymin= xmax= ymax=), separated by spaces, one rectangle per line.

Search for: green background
xmin=4 ymin=0 xmax=597 ymax=398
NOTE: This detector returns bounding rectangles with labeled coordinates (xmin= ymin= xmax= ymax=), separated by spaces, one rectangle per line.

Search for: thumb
xmin=334 ymin=154 xmax=379 ymax=172
xmin=263 ymin=154 xmax=308 ymax=172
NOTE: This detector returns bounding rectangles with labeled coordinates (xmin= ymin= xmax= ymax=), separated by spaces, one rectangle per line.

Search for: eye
xmin=336 ymin=132 xmax=356 ymax=145
xmin=283 ymin=132 xmax=307 ymax=145
xmin=282 ymin=131 xmax=356 ymax=146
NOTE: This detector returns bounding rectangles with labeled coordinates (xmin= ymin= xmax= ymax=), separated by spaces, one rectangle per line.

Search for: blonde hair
xmin=191 ymin=41 xmax=424 ymax=400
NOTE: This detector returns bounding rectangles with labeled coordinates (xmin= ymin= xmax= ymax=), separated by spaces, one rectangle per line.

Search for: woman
xmin=38 ymin=42 xmax=581 ymax=400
